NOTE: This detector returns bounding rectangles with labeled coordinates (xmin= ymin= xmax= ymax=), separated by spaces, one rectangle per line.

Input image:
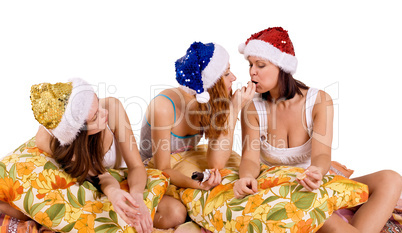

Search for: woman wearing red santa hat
xmin=234 ymin=27 xmax=401 ymax=233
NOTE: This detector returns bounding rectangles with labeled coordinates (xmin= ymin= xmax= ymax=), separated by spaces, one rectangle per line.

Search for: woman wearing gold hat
xmin=0 ymin=78 xmax=154 ymax=233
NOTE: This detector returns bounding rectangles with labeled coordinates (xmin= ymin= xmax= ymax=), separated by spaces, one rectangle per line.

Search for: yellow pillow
xmin=179 ymin=165 xmax=368 ymax=233
xmin=146 ymin=144 xmax=241 ymax=199
xmin=0 ymin=137 xmax=169 ymax=233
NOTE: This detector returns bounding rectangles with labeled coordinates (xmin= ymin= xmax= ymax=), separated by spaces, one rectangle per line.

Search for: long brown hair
xmin=197 ymin=77 xmax=231 ymax=139
xmin=50 ymin=126 xmax=106 ymax=184
xmin=262 ymin=70 xmax=309 ymax=102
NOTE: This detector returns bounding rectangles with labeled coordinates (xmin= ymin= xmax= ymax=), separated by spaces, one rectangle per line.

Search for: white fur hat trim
xmin=51 ymin=78 xmax=95 ymax=145
xmin=201 ymin=43 xmax=230 ymax=91
xmin=239 ymin=40 xmax=298 ymax=74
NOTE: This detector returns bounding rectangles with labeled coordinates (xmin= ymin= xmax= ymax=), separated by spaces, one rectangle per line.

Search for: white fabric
xmin=201 ymin=43 xmax=229 ymax=89
xmin=239 ymin=40 xmax=298 ymax=75
xmin=103 ymin=125 xmax=126 ymax=168
xmin=51 ymin=78 xmax=95 ymax=146
xmin=253 ymin=88 xmax=319 ymax=169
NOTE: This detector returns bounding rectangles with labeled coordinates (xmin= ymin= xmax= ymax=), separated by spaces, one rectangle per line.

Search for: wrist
xmin=103 ymin=186 xmax=119 ymax=197
xmin=130 ymin=192 xmax=144 ymax=198
xmin=308 ymin=165 xmax=325 ymax=177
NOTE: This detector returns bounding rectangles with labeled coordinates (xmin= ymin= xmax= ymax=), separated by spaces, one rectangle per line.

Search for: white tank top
xmin=103 ymin=125 xmax=126 ymax=168
xmin=253 ymin=88 xmax=319 ymax=169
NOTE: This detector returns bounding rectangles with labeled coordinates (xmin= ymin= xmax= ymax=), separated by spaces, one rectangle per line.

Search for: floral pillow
xmin=180 ymin=165 xmax=368 ymax=233
xmin=0 ymin=137 xmax=169 ymax=233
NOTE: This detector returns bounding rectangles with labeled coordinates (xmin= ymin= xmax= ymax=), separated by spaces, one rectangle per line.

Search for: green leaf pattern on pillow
xmin=0 ymin=138 xmax=169 ymax=233
xmin=180 ymin=165 xmax=368 ymax=233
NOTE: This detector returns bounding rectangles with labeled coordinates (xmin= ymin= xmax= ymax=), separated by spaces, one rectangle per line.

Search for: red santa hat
xmin=239 ymin=27 xmax=298 ymax=74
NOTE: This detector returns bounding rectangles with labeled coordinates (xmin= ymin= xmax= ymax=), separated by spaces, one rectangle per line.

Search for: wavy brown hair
xmin=262 ymin=70 xmax=309 ymax=102
xmin=197 ymin=77 xmax=231 ymax=139
xmin=50 ymin=127 xmax=106 ymax=184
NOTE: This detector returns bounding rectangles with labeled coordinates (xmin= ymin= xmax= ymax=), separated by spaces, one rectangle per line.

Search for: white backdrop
xmin=1 ymin=0 xmax=401 ymax=178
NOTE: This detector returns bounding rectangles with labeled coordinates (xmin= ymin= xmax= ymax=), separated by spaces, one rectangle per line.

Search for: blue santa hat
xmin=175 ymin=42 xmax=229 ymax=103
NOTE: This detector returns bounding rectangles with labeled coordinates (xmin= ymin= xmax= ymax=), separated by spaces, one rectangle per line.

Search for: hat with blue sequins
xmin=175 ymin=42 xmax=229 ymax=103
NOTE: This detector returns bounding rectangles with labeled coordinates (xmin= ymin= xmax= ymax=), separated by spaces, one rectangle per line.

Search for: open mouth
xmin=252 ymin=81 xmax=258 ymax=85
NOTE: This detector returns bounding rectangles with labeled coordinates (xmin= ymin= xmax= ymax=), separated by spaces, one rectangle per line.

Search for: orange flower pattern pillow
xmin=0 ymin=138 xmax=169 ymax=233
xmin=180 ymin=165 xmax=368 ymax=233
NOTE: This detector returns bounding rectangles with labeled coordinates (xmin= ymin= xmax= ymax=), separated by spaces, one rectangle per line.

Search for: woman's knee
xmin=154 ymin=196 xmax=187 ymax=228
xmin=375 ymin=170 xmax=401 ymax=187
xmin=164 ymin=200 xmax=187 ymax=223
xmin=360 ymin=170 xmax=402 ymax=196
xmin=317 ymin=213 xmax=359 ymax=233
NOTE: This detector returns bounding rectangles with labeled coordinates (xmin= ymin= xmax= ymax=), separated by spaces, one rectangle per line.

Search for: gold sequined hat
xmin=30 ymin=78 xmax=95 ymax=146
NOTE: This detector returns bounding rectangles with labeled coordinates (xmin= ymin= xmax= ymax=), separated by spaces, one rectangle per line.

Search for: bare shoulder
xmin=149 ymin=88 xmax=179 ymax=115
xmin=312 ymin=90 xmax=333 ymax=118
xmin=100 ymin=97 xmax=128 ymax=133
xmin=100 ymin=97 xmax=121 ymax=110
xmin=158 ymin=88 xmax=185 ymax=103
xmin=241 ymin=98 xmax=259 ymax=126
xmin=35 ymin=126 xmax=53 ymax=155
xmin=315 ymin=90 xmax=333 ymax=106
xmin=242 ymin=98 xmax=257 ymax=116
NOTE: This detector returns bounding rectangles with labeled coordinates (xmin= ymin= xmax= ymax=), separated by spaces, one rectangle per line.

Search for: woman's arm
xmin=233 ymin=100 xmax=261 ymax=198
xmin=300 ymin=91 xmax=334 ymax=191
xmin=35 ymin=125 xmax=54 ymax=155
xmin=149 ymin=94 xmax=205 ymax=190
xmin=207 ymin=82 xmax=256 ymax=169
xmin=104 ymin=97 xmax=152 ymax=232
xmin=106 ymin=97 xmax=148 ymax=196
xmin=98 ymin=172 xmax=140 ymax=226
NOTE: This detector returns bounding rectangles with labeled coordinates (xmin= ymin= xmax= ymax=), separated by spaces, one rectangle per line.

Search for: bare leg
xmin=317 ymin=213 xmax=359 ymax=233
xmin=350 ymin=170 xmax=401 ymax=233
xmin=0 ymin=201 xmax=30 ymax=220
xmin=153 ymin=195 xmax=187 ymax=229
xmin=319 ymin=170 xmax=401 ymax=233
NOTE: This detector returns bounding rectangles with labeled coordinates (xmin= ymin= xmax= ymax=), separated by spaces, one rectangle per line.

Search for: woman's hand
xmin=128 ymin=193 xmax=153 ymax=233
xmin=199 ymin=169 xmax=222 ymax=190
xmin=233 ymin=177 xmax=258 ymax=199
xmin=231 ymin=81 xmax=256 ymax=113
xmin=106 ymin=187 xmax=140 ymax=226
xmin=297 ymin=166 xmax=324 ymax=191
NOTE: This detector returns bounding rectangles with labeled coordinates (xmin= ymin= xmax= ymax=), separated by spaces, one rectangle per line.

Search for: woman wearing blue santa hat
xmin=139 ymin=41 xmax=255 ymax=228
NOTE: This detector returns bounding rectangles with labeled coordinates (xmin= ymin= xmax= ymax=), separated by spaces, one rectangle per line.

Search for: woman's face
xmin=248 ymin=56 xmax=280 ymax=93
xmin=222 ymin=64 xmax=237 ymax=95
xmin=86 ymin=94 xmax=108 ymax=135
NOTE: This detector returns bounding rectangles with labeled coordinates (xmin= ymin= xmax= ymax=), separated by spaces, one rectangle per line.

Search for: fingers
xmin=202 ymin=169 xmax=222 ymax=190
xmin=234 ymin=178 xmax=258 ymax=199
xmin=213 ymin=169 xmax=222 ymax=184
xmin=306 ymin=170 xmax=322 ymax=181
xmin=133 ymin=222 xmax=143 ymax=233
xmin=246 ymin=81 xmax=256 ymax=96
xmin=131 ymin=203 xmax=153 ymax=233
xmin=123 ymin=192 xmax=139 ymax=209
xmin=251 ymin=178 xmax=258 ymax=193
xmin=234 ymin=187 xmax=245 ymax=199
xmin=298 ymin=176 xmax=322 ymax=191
xmin=133 ymin=217 xmax=152 ymax=233
xmin=114 ymin=206 xmax=136 ymax=226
